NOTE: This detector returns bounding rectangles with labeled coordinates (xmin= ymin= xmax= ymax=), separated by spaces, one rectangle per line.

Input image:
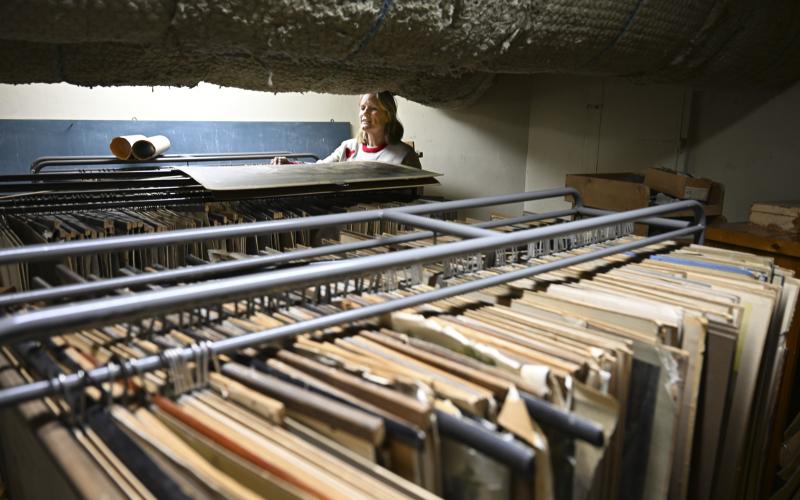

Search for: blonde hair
xmin=356 ymin=91 xmax=405 ymax=145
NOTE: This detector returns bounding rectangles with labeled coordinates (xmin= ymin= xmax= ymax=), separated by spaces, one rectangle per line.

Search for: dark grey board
xmin=176 ymin=161 xmax=442 ymax=190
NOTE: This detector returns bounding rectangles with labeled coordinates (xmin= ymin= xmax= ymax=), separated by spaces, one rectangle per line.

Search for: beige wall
xmin=687 ymin=82 xmax=800 ymax=221
xmin=0 ymin=82 xmax=356 ymax=122
xmin=398 ymin=76 xmax=531 ymax=218
xmin=524 ymin=75 xmax=689 ymax=213
xmin=521 ymin=74 xmax=800 ymax=222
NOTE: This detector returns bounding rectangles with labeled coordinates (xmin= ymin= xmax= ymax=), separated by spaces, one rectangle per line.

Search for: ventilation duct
xmin=1 ymin=1 xmax=798 ymax=106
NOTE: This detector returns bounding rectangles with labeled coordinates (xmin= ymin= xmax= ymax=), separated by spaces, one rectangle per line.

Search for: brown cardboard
xmin=749 ymin=201 xmax=800 ymax=233
xmin=565 ymin=172 xmax=724 ymax=223
xmin=565 ymin=173 xmax=649 ymax=212
xmin=644 ymin=168 xmax=714 ymax=202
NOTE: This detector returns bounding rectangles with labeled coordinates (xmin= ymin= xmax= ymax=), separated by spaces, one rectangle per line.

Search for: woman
xmin=273 ymin=92 xmax=421 ymax=168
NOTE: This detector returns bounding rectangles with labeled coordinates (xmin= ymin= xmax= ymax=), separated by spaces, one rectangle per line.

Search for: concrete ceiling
xmin=2 ymin=1 xmax=799 ymax=107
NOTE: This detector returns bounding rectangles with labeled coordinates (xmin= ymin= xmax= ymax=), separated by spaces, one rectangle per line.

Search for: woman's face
xmin=359 ymin=94 xmax=388 ymax=136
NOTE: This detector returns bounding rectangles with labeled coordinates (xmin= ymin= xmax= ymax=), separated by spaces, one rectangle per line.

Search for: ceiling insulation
xmin=1 ymin=0 xmax=799 ymax=106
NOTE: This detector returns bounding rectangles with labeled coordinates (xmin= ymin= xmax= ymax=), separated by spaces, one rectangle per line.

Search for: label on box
xmin=683 ymin=186 xmax=710 ymax=201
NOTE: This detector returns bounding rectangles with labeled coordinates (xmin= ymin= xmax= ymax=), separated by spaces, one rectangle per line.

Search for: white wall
xmin=0 ymin=78 xmax=532 ymax=219
xmin=399 ymin=76 xmax=531 ymax=218
xmin=0 ymin=82 xmax=356 ymax=122
xmin=520 ymin=74 xmax=800 ymax=222
xmin=524 ymin=75 xmax=689 ymax=213
xmin=687 ymin=82 xmax=800 ymax=221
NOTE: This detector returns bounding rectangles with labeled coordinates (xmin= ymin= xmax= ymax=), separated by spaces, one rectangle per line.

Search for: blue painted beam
xmin=0 ymin=120 xmax=351 ymax=174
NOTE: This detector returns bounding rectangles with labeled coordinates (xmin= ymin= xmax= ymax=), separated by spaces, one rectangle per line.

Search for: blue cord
xmin=584 ymin=0 xmax=646 ymax=67
xmin=350 ymin=0 xmax=395 ymax=56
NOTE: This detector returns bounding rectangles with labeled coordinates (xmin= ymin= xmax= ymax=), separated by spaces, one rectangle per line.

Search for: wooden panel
xmin=705 ymin=223 xmax=800 ymax=259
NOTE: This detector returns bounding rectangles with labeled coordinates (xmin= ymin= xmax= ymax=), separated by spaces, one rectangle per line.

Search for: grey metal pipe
xmin=0 ymin=199 xmax=703 ymax=345
xmin=0 ymin=209 xmax=579 ymax=309
xmin=398 ymin=187 xmax=584 ymax=214
xmin=0 ymin=188 xmax=583 ymax=265
xmin=0 ymin=223 xmax=699 ymax=438
xmin=577 ymin=207 xmax=691 ymax=229
xmin=382 ymin=212 xmax=498 ymax=239
xmin=30 ymin=152 xmax=318 ymax=174
xmin=577 ymin=205 xmax=705 ymax=244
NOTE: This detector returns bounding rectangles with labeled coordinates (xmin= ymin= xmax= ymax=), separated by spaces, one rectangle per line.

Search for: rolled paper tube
xmin=109 ymin=134 xmax=147 ymax=160
xmin=131 ymin=135 xmax=171 ymax=161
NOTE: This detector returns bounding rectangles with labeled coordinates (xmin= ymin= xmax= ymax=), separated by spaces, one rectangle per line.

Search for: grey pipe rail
xmin=0 ymin=210 xmax=579 ymax=309
xmin=577 ymin=207 xmax=698 ymax=230
xmin=382 ymin=211 xmax=498 ymax=239
xmin=0 ymin=199 xmax=704 ymax=346
xmin=30 ymin=152 xmax=320 ymax=174
xmin=0 ymin=188 xmax=584 ymax=265
xmin=0 ymin=222 xmax=702 ymax=443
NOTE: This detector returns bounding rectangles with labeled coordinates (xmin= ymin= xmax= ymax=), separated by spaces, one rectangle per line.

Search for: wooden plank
xmin=706 ymin=223 xmax=800 ymax=259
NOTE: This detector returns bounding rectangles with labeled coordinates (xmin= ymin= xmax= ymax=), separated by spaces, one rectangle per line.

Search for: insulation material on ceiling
xmin=1 ymin=0 xmax=799 ymax=106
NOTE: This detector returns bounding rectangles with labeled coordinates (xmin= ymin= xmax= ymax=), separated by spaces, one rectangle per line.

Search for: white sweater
xmin=319 ymin=138 xmax=421 ymax=168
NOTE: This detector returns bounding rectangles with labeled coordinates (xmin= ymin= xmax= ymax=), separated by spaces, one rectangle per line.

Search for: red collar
xmin=361 ymin=142 xmax=387 ymax=153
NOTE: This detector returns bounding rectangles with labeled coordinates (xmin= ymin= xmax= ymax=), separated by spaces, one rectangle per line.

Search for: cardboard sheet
xmin=175 ymin=161 xmax=441 ymax=191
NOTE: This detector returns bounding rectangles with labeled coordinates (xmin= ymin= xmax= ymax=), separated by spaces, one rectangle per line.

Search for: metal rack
xmin=30 ymin=152 xmax=320 ymax=174
xmin=0 ymin=188 xmax=706 ymax=446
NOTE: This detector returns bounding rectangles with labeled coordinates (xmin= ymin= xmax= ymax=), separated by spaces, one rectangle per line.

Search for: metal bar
xmin=0 ymin=188 xmax=582 ymax=265
xmin=520 ymin=393 xmax=603 ymax=446
xmin=0 ymin=209 xmax=579 ymax=308
xmin=382 ymin=212 xmax=497 ymax=239
xmin=31 ymin=152 xmax=319 ymax=174
xmin=577 ymin=206 xmax=705 ymax=244
xmin=0 ymin=178 xmax=198 ymax=192
xmin=482 ymin=209 xmax=578 ymax=227
xmin=0 ymin=211 xmax=383 ymax=265
xmin=436 ymin=411 xmax=535 ymax=472
xmin=0 ymin=170 xmax=186 ymax=182
xmin=0 ymin=195 xmax=210 ymax=214
xmin=398 ymin=187 xmax=583 ymax=214
xmin=0 ymin=224 xmax=701 ymax=442
xmin=0 ymin=200 xmax=703 ymax=345
xmin=577 ymin=207 xmax=690 ymax=229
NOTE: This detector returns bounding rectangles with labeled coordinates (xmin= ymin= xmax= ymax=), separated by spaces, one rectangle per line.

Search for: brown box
xmin=749 ymin=201 xmax=800 ymax=233
xmin=565 ymin=173 xmax=649 ymax=212
xmin=644 ymin=167 xmax=714 ymax=202
xmin=565 ymin=172 xmax=724 ymax=218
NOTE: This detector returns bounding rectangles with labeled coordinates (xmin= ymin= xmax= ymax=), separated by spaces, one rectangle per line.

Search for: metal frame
xmin=30 ymin=152 xmax=320 ymax=174
xmin=0 ymin=210 xmax=577 ymax=308
xmin=0 ymin=187 xmax=701 ymax=265
xmin=0 ymin=198 xmax=704 ymax=345
xmin=0 ymin=189 xmax=707 ymax=446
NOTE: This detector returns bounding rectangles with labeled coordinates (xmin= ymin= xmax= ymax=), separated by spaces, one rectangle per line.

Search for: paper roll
xmin=109 ymin=134 xmax=147 ymax=160
xmin=132 ymin=135 xmax=171 ymax=161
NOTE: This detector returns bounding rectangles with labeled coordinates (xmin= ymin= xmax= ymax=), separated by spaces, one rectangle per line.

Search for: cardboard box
xmin=749 ymin=201 xmax=800 ymax=232
xmin=565 ymin=172 xmax=724 ymax=218
xmin=565 ymin=173 xmax=649 ymax=212
xmin=644 ymin=168 xmax=714 ymax=202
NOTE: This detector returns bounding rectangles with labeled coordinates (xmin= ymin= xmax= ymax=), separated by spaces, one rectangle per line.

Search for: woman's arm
xmin=272 ymin=141 xmax=350 ymax=164
xmin=317 ymin=141 xmax=349 ymax=163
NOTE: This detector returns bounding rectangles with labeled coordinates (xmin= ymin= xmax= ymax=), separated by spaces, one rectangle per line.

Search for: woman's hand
xmin=271 ymin=156 xmax=291 ymax=165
